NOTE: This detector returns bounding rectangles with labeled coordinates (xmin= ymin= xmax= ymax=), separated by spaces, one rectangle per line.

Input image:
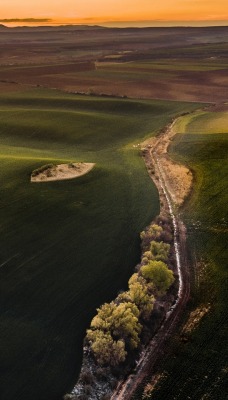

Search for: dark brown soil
xmin=0 ymin=26 xmax=227 ymax=102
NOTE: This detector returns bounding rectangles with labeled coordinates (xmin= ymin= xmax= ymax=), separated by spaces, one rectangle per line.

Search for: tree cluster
xmin=86 ymin=223 xmax=174 ymax=367
xmin=31 ymin=163 xmax=54 ymax=177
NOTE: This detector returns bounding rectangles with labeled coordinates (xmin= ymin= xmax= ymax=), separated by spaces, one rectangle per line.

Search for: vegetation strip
xmin=65 ymin=110 xmax=200 ymax=400
xmin=66 ymin=214 xmax=176 ymax=400
xmin=109 ymin=115 xmax=193 ymax=399
xmin=150 ymin=108 xmax=228 ymax=399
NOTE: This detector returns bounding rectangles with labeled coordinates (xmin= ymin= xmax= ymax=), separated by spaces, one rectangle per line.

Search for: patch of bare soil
xmin=142 ymin=373 xmax=166 ymax=399
xmin=207 ymin=102 xmax=228 ymax=112
xmin=31 ymin=162 xmax=95 ymax=183
xmin=0 ymin=81 xmax=31 ymax=92
xmin=1 ymin=26 xmax=228 ymax=102
xmin=18 ymin=73 xmax=228 ymax=103
xmin=159 ymin=157 xmax=192 ymax=206
xmin=181 ymin=304 xmax=211 ymax=336
xmin=142 ymin=116 xmax=193 ymax=207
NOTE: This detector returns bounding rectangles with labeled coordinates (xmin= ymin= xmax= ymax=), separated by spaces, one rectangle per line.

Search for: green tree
xmin=128 ymin=280 xmax=155 ymax=320
xmin=128 ymin=272 xmax=145 ymax=286
xmin=86 ymin=330 xmax=127 ymax=366
xmin=86 ymin=301 xmax=142 ymax=365
xmin=140 ymin=224 xmax=162 ymax=240
xmin=90 ymin=302 xmax=115 ymax=331
xmin=142 ymin=250 xmax=153 ymax=264
xmin=142 ymin=241 xmax=170 ymax=264
xmin=150 ymin=241 xmax=170 ymax=261
xmin=117 ymin=276 xmax=155 ymax=321
xmin=111 ymin=302 xmax=141 ymax=349
xmin=141 ymin=260 xmax=174 ymax=295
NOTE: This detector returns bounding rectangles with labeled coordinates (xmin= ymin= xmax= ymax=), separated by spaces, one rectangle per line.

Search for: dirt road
xmin=110 ymin=117 xmax=192 ymax=400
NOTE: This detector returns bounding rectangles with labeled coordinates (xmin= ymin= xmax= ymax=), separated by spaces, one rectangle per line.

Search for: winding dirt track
xmin=110 ymin=117 xmax=191 ymax=400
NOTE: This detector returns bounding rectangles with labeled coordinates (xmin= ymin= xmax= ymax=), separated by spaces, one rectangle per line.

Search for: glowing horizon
xmin=1 ymin=0 xmax=228 ymax=26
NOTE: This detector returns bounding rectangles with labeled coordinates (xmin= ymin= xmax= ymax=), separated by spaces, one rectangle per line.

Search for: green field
xmin=144 ymin=111 xmax=228 ymax=400
xmin=0 ymin=89 xmax=201 ymax=400
xmin=99 ymin=59 xmax=228 ymax=72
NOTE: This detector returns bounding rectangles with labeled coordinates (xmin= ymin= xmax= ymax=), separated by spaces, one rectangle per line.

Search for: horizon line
xmin=1 ymin=19 xmax=228 ymax=29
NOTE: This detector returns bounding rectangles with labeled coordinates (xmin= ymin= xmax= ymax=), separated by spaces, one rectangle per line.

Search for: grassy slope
xmin=0 ymin=88 xmax=200 ymax=400
xmin=146 ymin=111 xmax=228 ymax=400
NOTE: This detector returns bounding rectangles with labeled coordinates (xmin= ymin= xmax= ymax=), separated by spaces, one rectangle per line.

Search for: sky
xmin=0 ymin=0 xmax=228 ymax=26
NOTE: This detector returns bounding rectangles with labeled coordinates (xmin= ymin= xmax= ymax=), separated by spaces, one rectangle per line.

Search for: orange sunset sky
xmin=0 ymin=0 xmax=228 ymax=25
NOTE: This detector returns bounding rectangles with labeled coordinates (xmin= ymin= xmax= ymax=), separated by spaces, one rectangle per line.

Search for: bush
xmin=141 ymin=260 xmax=174 ymax=296
xmin=78 ymin=395 xmax=88 ymax=400
xmin=80 ymin=369 xmax=94 ymax=385
xmin=101 ymin=395 xmax=111 ymax=400
xmin=110 ymin=378 xmax=118 ymax=389
xmin=150 ymin=241 xmax=170 ymax=262
xmin=95 ymin=367 xmax=107 ymax=381
xmin=140 ymin=224 xmax=162 ymax=241
xmin=140 ymin=224 xmax=164 ymax=250
xmin=46 ymin=169 xmax=53 ymax=177
xmin=84 ymin=384 xmax=92 ymax=395
xmin=31 ymin=164 xmax=54 ymax=177
xmin=86 ymin=301 xmax=142 ymax=366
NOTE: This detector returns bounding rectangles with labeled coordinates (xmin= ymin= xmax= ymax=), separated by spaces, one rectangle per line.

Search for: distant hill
xmin=0 ymin=24 xmax=107 ymax=32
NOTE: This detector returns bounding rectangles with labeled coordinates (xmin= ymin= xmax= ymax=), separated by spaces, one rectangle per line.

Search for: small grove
xmin=86 ymin=217 xmax=175 ymax=367
xmin=31 ymin=163 xmax=54 ymax=177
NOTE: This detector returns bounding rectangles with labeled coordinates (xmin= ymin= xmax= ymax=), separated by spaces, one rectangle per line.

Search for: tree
xmin=141 ymin=260 xmax=174 ymax=295
xmin=142 ymin=250 xmax=153 ymax=265
xmin=117 ymin=274 xmax=155 ymax=321
xmin=86 ymin=301 xmax=142 ymax=365
xmin=129 ymin=273 xmax=155 ymax=319
xmin=111 ymin=302 xmax=141 ymax=349
xmin=140 ymin=224 xmax=163 ymax=241
xmin=142 ymin=241 xmax=170 ymax=264
xmin=86 ymin=330 xmax=127 ymax=366
xmin=90 ymin=302 xmax=115 ymax=331
xmin=128 ymin=280 xmax=155 ymax=320
xmin=150 ymin=241 xmax=170 ymax=261
xmin=128 ymin=272 xmax=146 ymax=286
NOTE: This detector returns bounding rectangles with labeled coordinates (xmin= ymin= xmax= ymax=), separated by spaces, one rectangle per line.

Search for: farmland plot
xmin=0 ymin=88 xmax=200 ymax=400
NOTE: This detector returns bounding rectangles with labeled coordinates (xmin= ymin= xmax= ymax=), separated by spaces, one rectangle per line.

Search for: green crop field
xmin=99 ymin=59 xmax=228 ymax=72
xmin=0 ymin=88 xmax=201 ymax=400
xmin=143 ymin=111 xmax=228 ymax=400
